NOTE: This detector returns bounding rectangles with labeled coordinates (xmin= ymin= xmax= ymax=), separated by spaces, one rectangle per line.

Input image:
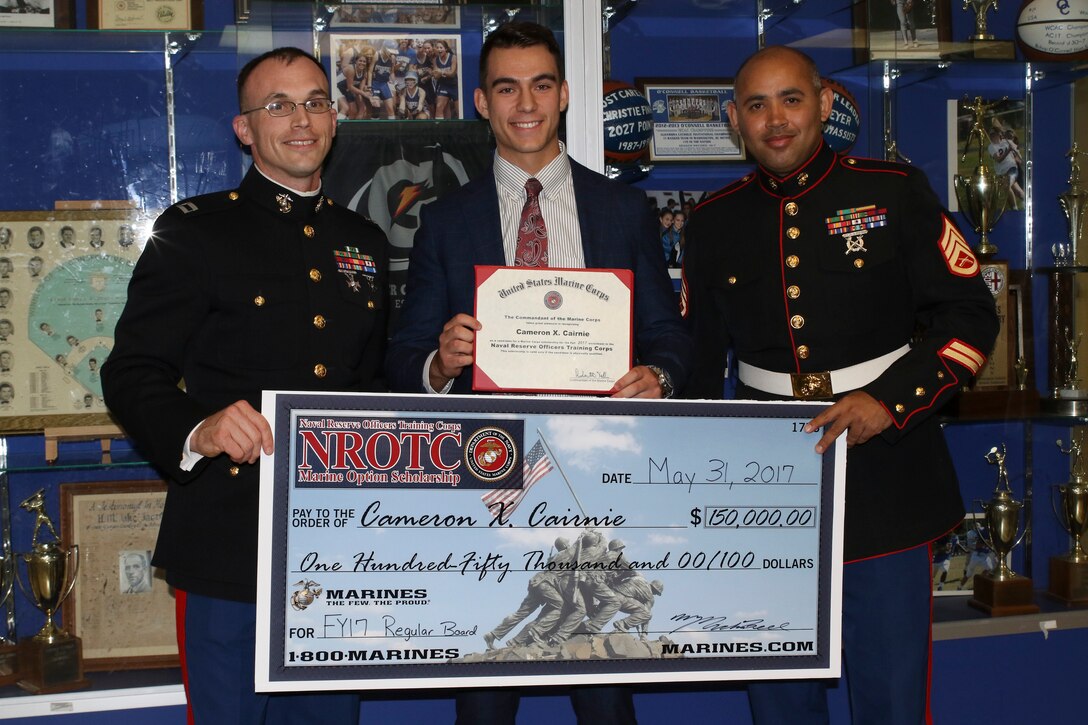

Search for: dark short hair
xmin=478 ymin=21 xmax=563 ymax=87
xmin=237 ymin=47 xmax=327 ymax=110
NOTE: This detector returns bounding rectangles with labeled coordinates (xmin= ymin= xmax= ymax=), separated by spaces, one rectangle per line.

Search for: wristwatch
xmin=646 ymin=365 xmax=675 ymax=399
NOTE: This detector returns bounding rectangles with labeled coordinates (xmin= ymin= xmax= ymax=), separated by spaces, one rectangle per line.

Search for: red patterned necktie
xmin=514 ymin=178 xmax=548 ymax=267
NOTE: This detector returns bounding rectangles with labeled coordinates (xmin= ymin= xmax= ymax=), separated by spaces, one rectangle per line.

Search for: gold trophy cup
xmin=15 ymin=489 xmax=89 ymax=693
xmin=0 ymin=554 xmax=19 ymax=686
xmin=954 ymin=97 xmax=1009 ymax=257
xmin=969 ymin=445 xmax=1040 ymax=616
xmin=1049 ymin=439 xmax=1088 ymax=604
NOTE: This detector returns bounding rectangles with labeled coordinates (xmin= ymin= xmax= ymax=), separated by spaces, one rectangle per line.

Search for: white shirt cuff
xmin=179 ymin=421 xmax=205 ymax=471
xmin=423 ymin=350 xmax=455 ymax=395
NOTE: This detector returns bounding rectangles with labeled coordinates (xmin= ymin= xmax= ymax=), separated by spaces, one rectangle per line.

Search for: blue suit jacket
xmin=386 ymin=158 xmax=691 ymax=394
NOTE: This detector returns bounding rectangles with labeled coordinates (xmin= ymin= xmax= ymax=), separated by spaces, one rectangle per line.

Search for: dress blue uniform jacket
xmin=103 ymin=168 xmax=388 ymax=602
xmin=386 ymin=157 xmax=692 ymax=394
xmin=682 ymin=143 xmax=999 ymax=561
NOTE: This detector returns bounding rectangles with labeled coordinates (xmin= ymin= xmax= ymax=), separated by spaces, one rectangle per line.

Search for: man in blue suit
xmin=386 ymin=20 xmax=691 ymax=725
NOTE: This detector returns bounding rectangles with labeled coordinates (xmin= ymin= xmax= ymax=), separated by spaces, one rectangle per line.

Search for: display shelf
xmin=933 ymin=593 xmax=1088 ymax=640
xmin=0 ymin=670 xmax=182 ymax=718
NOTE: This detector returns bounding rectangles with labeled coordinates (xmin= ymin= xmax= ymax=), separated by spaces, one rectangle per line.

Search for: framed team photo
xmin=0 ymin=210 xmax=149 ymax=432
xmin=0 ymin=0 xmax=73 ymax=28
xmin=60 ymin=480 xmax=178 ymax=671
xmin=331 ymin=2 xmax=460 ymax=29
xmin=931 ymin=513 xmax=1004 ymax=596
xmin=637 ymin=78 xmax=744 ymax=163
xmin=327 ymin=33 xmax=464 ymax=121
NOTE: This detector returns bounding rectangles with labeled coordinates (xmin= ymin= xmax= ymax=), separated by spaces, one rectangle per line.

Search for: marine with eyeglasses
xmin=102 ymin=47 xmax=386 ymax=725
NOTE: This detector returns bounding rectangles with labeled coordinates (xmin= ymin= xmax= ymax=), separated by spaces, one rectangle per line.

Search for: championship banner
xmin=256 ymin=392 xmax=845 ymax=691
xmin=322 ymin=121 xmax=493 ymax=322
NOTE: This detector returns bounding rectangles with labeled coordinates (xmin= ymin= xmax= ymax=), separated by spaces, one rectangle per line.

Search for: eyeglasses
xmin=241 ymin=98 xmax=334 ymax=117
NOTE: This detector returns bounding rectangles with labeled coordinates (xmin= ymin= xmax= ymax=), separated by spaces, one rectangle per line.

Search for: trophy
xmin=960 ymin=1 xmax=1015 ymax=57
xmin=0 ymin=554 xmax=19 ymax=686
xmin=969 ymin=445 xmax=1040 ymax=616
xmin=1050 ymin=439 xmax=1088 ymax=604
xmin=1043 ymin=146 xmax=1088 ymax=415
xmin=14 ymin=489 xmax=88 ymax=694
xmin=954 ymin=97 xmax=1009 ymax=257
xmin=1055 ymin=144 xmax=1088 ymax=267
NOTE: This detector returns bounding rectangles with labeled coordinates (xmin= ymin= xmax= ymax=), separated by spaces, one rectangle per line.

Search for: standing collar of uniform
xmin=493 ymin=141 xmax=572 ymax=201
xmin=239 ymin=165 xmax=327 ymax=220
xmin=756 ymin=142 xmax=837 ymax=198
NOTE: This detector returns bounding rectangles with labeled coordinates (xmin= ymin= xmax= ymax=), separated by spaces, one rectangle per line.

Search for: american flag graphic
xmin=481 ymin=440 xmax=553 ymax=516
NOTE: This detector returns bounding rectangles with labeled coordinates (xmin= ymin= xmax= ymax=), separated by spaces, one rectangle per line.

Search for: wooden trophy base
xmin=969 ymin=574 xmax=1040 ymax=616
xmin=0 ymin=641 xmax=20 ymax=687
xmin=1048 ymin=557 xmax=1088 ymax=606
xmin=16 ymin=635 xmax=90 ymax=695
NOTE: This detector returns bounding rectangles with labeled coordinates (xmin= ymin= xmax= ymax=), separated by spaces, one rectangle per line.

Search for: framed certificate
xmin=88 ymin=0 xmax=202 ymax=30
xmin=472 ymin=266 xmax=633 ymax=394
xmin=637 ymin=78 xmax=745 ymax=163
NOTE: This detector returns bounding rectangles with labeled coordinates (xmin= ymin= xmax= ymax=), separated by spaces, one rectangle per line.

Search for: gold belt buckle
xmin=791 ymin=372 xmax=833 ymax=399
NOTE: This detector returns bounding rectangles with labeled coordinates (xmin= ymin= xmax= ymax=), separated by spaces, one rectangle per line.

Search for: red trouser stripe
xmin=175 ymin=588 xmax=194 ymax=725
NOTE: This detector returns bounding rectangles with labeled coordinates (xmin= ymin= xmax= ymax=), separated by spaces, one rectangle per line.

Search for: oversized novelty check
xmin=256 ymin=392 xmax=845 ymax=692
xmin=472 ymin=266 xmax=634 ymax=394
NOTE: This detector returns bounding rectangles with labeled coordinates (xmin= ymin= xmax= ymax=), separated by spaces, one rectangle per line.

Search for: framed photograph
xmin=87 ymin=0 xmax=202 ymax=30
xmin=636 ymin=78 xmax=744 ymax=163
xmin=0 ymin=0 xmax=73 ymax=28
xmin=332 ymin=3 xmax=459 ymax=28
xmin=855 ymin=0 xmax=952 ymax=61
xmin=60 ymin=480 xmax=177 ymax=670
xmin=328 ymin=33 xmax=464 ymax=121
xmin=932 ymin=513 xmax=1005 ymax=595
xmin=0 ymin=210 xmax=148 ymax=433
xmin=946 ymin=97 xmax=1027 ymax=214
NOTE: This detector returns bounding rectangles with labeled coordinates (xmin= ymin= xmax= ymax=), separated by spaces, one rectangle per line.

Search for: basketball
xmin=603 ymin=80 xmax=653 ymax=163
xmin=821 ymin=77 xmax=861 ymax=154
xmin=1016 ymin=0 xmax=1088 ymax=61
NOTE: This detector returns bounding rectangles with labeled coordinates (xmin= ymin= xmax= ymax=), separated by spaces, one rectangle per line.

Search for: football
xmin=1016 ymin=0 xmax=1088 ymax=61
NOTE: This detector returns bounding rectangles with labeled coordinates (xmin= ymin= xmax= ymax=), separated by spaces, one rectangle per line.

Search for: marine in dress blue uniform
xmin=681 ymin=46 xmax=998 ymax=724
xmin=102 ymin=48 xmax=387 ymax=725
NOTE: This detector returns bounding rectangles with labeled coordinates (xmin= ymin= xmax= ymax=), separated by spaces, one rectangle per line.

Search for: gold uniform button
xmin=228 ymin=191 xmax=240 ymax=201
xmin=303 ymin=225 xmax=315 ymax=238
xmin=915 ymin=387 xmax=926 ymax=397
xmin=787 ymin=285 xmax=800 ymax=299
xmin=309 ymin=268 xmax=321 ymax=282
xmin=367 ymin=300 xmax=375 ymax=309
xmin=853 ymin=258 xmax=865 ymax=269
xmin=846 ymin=158 xmax=857 ymax=165
xmin=937 ymin=371 xmax=945 ymax=380
xmin=228 ymin=465 xmax=240 ymax=477
xmin=895 ymin=403 xmax=905 ymax=413
xmin=254 ymin=295 xmax=265 ymax=307
xmin=728 ymin=276 xmax=737 ymax=285
xmin=797 ymin=345 xmax=810 ymax=359
xmin=786 ymin=255 xmax=800 ymax=268
xmin=326 ymin=198 xmax=333 ymax=206
xmin=314 ymin=364 xmax=327 ymax=378
xmin=785 ymin=202 xmax=799 ymax=216
xmin=790 ymin=315 xmax=805 ymax=329
xmin=787 ymin=227 xmax=801 ymax=240
xmin=313 ymin=315 xmax=326 ymax=329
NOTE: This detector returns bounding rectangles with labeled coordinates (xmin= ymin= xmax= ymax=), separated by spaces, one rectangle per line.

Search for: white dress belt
xmin=737 ymin=345 xmax=911 ymax=399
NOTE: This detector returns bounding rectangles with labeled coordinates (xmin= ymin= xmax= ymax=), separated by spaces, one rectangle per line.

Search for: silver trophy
xmin=1050 ymin=439 xmax=1088 ymax=603
xmin=1056 ymin=144 xmax=1088 ymax=267
xmin=954 ymin=97 xmax=1009 ymax=256
xmin=969 ymin=445 xmax=1039 ymax=615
